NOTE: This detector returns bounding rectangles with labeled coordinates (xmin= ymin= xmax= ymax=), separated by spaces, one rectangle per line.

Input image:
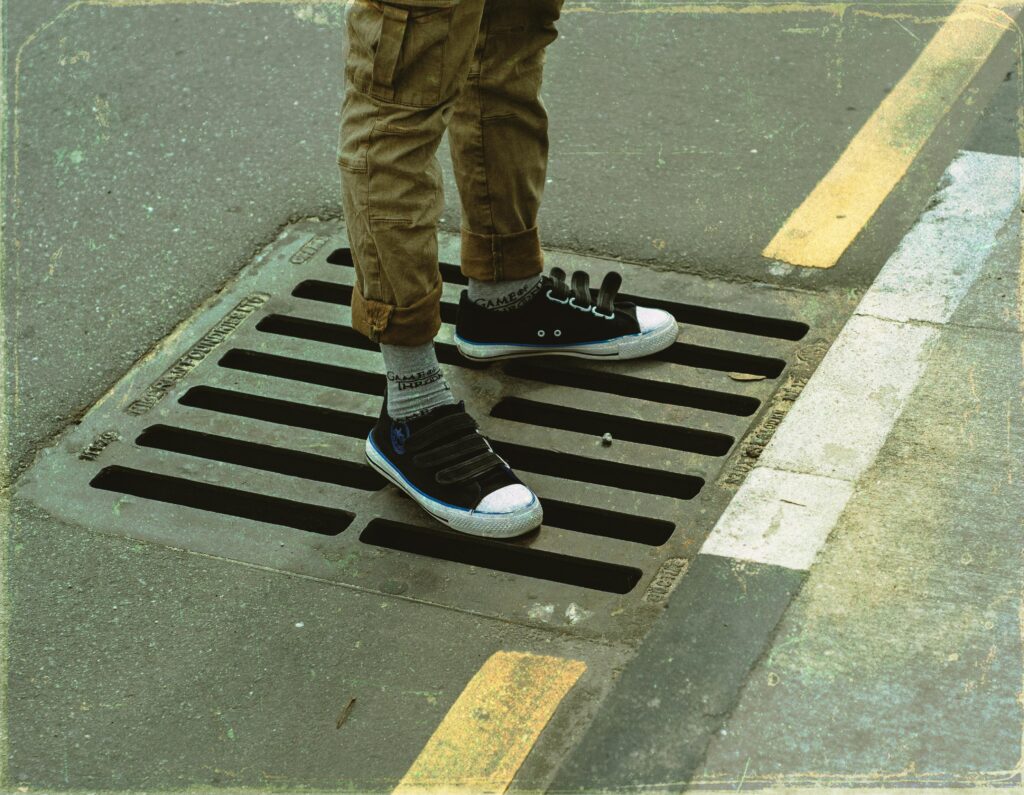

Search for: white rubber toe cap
xmin=476 ymin=484 xmax=536 ymax=514
xmin=636 ymin=306 xmax=676 ymax=334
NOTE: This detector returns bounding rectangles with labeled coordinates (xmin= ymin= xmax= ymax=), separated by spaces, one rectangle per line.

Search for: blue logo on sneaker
xmin=390 ymin=421 xmax=410 ymax=455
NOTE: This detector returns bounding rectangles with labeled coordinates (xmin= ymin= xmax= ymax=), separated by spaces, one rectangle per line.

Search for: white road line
xmin=759 ymin=316 xmax=937 ymax=481
xmin=700 ymin=469 xmax=853 ymax=570
xmin=857 ymin=152 xmax=1023 ymax=324
xmin=701 ymin=150 xmax=1022 ymax=572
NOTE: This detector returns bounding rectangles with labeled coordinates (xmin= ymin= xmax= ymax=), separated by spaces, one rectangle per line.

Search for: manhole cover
xmin=15 ymin=220 xmax=849 ymax=642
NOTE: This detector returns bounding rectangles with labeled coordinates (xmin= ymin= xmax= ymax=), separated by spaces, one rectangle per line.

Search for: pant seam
xmin=364 ymin=100 xmax=390 ymax=340
xmin=476 ymin=13 xmax=498 ymax=281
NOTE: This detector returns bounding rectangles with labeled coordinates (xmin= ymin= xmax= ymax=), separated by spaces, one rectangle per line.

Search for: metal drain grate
xmin=15 ymin=220 xmax=848 ymax=642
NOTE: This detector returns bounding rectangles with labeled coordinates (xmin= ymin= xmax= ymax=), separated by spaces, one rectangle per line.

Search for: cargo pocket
xmin=344 ymin=0 xmax=455 ymax=109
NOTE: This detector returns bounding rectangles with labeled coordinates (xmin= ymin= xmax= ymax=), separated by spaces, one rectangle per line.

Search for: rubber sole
xmin=454 ymin=316 xmax=679 ymax=361
xmin=365 ymin=435 xmax=543 ymax=539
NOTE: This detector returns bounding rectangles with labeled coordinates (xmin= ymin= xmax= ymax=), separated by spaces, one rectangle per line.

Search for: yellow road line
xmin=394 ymin=651 xmax=586 ymax=794
xmin=763 ymin=1 xmax=1017 ymax=269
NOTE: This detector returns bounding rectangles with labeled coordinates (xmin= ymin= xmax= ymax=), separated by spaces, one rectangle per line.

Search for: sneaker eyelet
xmin=554 ymin=329 xmax=562 ymax=337
xmin=591 ymin=306 xmax=615 ymax=320
xmin=545 ymin=289 xmax=570 ymax=305
xmin=537 ymin=329 xmax=545 ymax=337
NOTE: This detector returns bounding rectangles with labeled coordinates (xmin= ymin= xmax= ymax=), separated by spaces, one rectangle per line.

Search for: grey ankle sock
xmin=467 ymin=274 xmax=543 ymax=312
xmin=380 ymin=341 xmax=456 ymax=421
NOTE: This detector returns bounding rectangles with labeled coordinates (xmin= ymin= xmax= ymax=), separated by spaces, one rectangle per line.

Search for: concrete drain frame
xmin=16 ymin=220 xmax=849 ymax=643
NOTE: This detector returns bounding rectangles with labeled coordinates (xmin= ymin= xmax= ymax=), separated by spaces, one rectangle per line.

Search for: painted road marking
xmin=857 ymin=151 xmax=1024 ymax=324
xmin=700 ymin=469 xmax=853 ymax=570
xmin=763 ymin=2 xmax=1015 ymax=269
xmin=393 ymin=651 xmax=586 ymax=794
xmin=762 ymin=315 xmax=937 ymax=481
xmin=705 ymin=150 xmax=1022 ymax=570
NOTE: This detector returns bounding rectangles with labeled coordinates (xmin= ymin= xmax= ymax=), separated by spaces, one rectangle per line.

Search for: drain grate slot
xmin=653 ymin=342 xmax=785 ymax=376
xmin=258 ymin=314 xmax=377 ymax=351
xmin=293 ymin=279 xmax=354 ymax=307
xmin=90 ymin=466 xmax=353 ymax=534
xmin=179 ymin=386 xmax=374 ymax=437
xmin=135 ymin=424 xmax=385 ymax=490
xmin=326 ymin=246 xmax=355 ymax=266
xmin=325 ymin=247 xmax=809 ymax=340
xmin=616 ymin=293 xmax=808 ymax=340
xmin=491 ymin=397 xmax=733 ymax=456
xmin=539 ymin=499 xmax=674 ymax=546
xmin=255 ymin=315 xmax=485 ymax=370
xmin=178 ymin=386 xmax=702 ymax=499
xmin=295 ymin=278 xmax=462 ymax=325
xmin=219 ymin=349 xmax=385 ymax=395
xmin=360 ymin=518 xmax=643 ymax=594
xmin=503 ymin=360 xmax=759 ymax=416
xmin=491 ymin=441 xmax=703 ymax=499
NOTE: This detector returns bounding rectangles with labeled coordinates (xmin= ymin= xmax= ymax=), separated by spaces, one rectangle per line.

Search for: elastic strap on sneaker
xmin=434 ymin=449 xmax=506 ymax=485
xmin=406 ymin=411 xmax=507 ymax=486
xmin=405 ymin=412 xmax=478 ymax=452
xmin=413 ymin=434 xmax=490 ymax=469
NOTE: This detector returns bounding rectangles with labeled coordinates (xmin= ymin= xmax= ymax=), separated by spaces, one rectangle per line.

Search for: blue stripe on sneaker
xmin=453 ymin=330 xmax=648 ymax=348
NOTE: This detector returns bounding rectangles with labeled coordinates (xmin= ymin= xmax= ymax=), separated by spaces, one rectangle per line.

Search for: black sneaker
xmin=454 ymin=266 xmax=678 ymax=361
xmin=364 ymin=397 xmax=542 ymax=538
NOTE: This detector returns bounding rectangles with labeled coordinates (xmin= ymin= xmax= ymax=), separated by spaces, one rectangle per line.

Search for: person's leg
xmin=339 ymin=0 xmax=483 ymax=419
xmin=341 ymin=0 xmax=541 ymax=538
xmin=446 ymin=0 xmax=678 ymax=363
xmin=447 ymin=0 xmax=564 ymax=308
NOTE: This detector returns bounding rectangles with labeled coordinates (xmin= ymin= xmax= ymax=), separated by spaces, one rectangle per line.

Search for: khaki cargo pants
xmin=338 ymin=0 xmax=565 ymax=346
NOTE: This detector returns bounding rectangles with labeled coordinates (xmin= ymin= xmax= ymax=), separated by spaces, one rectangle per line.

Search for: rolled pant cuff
xmin=460 ymin=225 xmax=545 ymax=282
xmin=351 ymin=277 xmax=443 ymax=347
